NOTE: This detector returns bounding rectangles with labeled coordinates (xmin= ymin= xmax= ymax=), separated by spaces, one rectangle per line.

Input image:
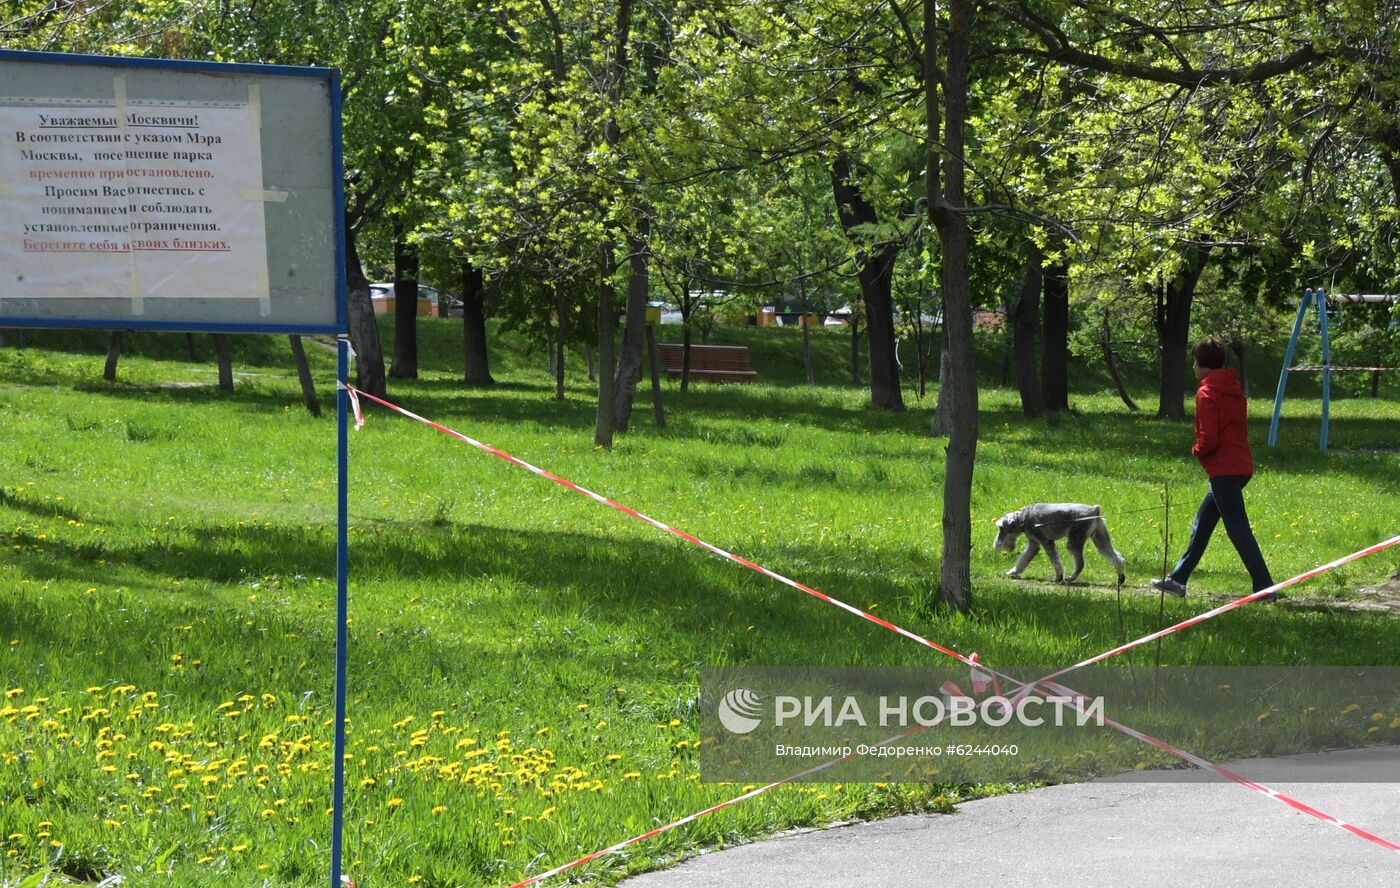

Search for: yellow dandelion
xmin=387 ymin=797 xmax=404 ymax=808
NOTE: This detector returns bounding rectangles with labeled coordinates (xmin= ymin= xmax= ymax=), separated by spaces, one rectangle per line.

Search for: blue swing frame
xmin=1268 ymin=288 xmax=1400 ymax=451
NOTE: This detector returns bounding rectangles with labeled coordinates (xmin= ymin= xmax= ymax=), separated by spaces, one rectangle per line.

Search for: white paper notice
xmin=1 ymin=102 xmax=271 ymax=314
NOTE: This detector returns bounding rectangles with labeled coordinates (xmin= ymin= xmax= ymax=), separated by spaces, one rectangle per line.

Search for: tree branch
xmin=999 ymin=1 xmax=1325 ymax=86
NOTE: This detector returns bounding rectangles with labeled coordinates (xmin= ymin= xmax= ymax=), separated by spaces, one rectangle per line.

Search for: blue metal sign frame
xmin=1 ymin=49 xmax=352 ymax=888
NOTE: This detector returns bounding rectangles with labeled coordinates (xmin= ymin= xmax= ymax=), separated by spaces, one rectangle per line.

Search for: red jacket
xmin=1192 ymin=368 xmax=1254 ymax=478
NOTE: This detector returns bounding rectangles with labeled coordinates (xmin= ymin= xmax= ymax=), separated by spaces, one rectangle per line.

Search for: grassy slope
xmin=0 ymin=320 xmax=1397 ymax=886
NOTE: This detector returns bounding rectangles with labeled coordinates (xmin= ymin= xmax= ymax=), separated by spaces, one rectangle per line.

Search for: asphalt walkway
xmin=621 ymin=747 xmax=1400 ymax=888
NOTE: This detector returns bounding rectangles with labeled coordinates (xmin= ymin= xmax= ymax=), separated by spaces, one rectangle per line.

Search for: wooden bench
xmin=658 ymin=343 xmax=758 ymax=383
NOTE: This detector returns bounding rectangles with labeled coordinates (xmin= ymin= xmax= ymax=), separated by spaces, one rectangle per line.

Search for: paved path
xmin=621 ymin=747 xmax=1400 ymax=888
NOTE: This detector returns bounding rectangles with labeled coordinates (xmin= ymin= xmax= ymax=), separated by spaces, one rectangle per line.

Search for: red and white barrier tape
xmin=345 ymin=387 xmax=969 ymax=665
xmin=505 ymin=665 xmax=1400 ymax=888
xmin=1022 ymin=535 xmax=1400 ymax=696
xmin=1072 ymin=698 xmax=1400 ymax=852
xmin=342 ymin=388 xmax=1400 ymax=879
xmin=509 ymin=724 xmax=932 ymax=888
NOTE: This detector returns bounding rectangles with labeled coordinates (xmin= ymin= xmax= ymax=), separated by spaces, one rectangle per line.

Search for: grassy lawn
xmin=1 ymin=320 xmax=1398 ymax=886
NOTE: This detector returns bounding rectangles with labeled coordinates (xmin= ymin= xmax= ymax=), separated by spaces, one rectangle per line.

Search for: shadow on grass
xmin=8 ymin=486 xmax=1400 ymax=702
xmin=280 ymin=374 xmax=1400 ymax=489
xmin=69 ymin=380 xmax=307 ymax=411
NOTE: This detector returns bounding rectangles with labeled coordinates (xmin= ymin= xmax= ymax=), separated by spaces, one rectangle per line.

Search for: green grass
xmin=1 ymin=319 xmax=1398 ymax=886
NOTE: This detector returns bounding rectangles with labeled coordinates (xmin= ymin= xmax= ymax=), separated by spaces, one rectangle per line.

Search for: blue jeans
xmin=1170 ymin=475 xmax=1274 ymax=592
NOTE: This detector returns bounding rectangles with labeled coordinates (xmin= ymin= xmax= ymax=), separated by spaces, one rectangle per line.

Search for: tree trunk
xmin=103 ymin=331 xmax=122 ymax=381
xmin=389 ymin=231 xmax=419 ymax=379
xmin=290 ymin=335 xmax=321 ymax=417
xmin=914 ymin=304 xmax=926 ymax=397
xmin=850 ymin=320 xmax=862 ymax=384
xmin=1230 ymin=337 xmax=1249 ymax=398
xmin=555 ymin=282 xmax=567 ymax=401
xmin=211 ymin=333 xmax=234 ymax=392
xmin=595 ymin=243 xmax=619 ymax=448
xmin=461 ymin=259 xmax=494 ymax=386
xmin=1155 ymin=247 xmax=1210 ymax=419
xmin=929 ymin=0 xmax=977 ymax=612
xmin=594 ymin=0 xmax=633 ymax=449
xmin=613 ymin=220 xmax=650 ymax=432
xmin=344 ymin=223 xmax=386 ymax=398
xmin=184 ymin=333 xmax=198 ymax=362
xmin=546 ymin=311 xmax=556 ymax=377
xmin=1011 ymin=246 xmax=1045 ymax=416
xmin=646 ymin=325 xmax=665 ymax=428
xmin=1041 ymin=259 xmax=1069 ymax=412
xmin=832 ymin=152 xmax=904 ymax=411
xmin=585 ymin=344 xmax=595 ymax=382
xmin=802 ymin=313 xmax=815 ymax=385
xmin=1101 ymin=313 xmax=1138 ymax=411
xmin=681 ymin=323 xmax=693 ymax=392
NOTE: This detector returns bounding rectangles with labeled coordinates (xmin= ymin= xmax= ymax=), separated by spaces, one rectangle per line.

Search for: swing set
xmin=1268 ymin=288 xmax=1400 ymax=450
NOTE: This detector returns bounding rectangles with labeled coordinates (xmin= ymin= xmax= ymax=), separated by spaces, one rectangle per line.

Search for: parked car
xmin=369 ymin=283 xmax=463 ymax=318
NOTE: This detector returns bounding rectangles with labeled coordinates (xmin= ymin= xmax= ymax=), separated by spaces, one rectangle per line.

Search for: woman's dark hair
xmin=1192 ymin=336 xmax=1229 ymax=370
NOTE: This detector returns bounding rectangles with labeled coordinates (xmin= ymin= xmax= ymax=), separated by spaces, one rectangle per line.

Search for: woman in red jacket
xmin=1151 ymin=337 xmax=1276 ymax=601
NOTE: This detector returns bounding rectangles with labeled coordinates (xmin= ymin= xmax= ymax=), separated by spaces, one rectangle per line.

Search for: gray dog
xmin=994 ymin=503 xmax=1126 ymax=584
